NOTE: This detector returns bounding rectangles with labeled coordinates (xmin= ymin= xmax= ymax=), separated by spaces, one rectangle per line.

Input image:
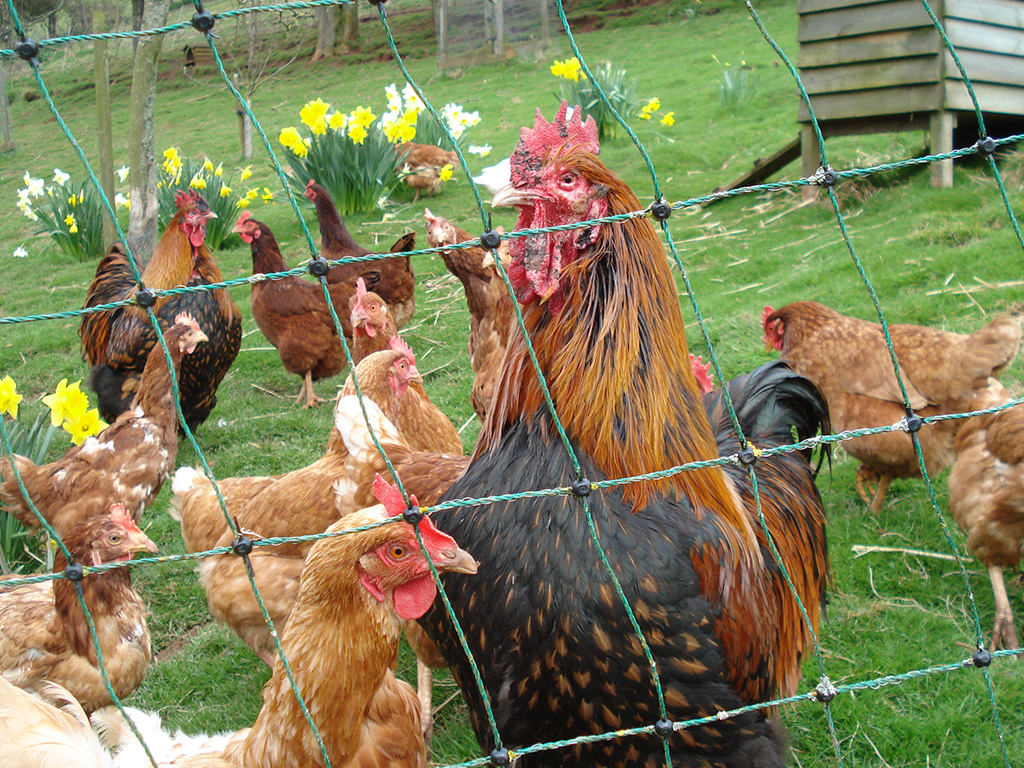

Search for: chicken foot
xmin=296 ymin=371 xmax=327 ymax=408
xmin=987 ymin=564 xmax=1020 ymax=652
xmin=855 ymin=465 xmax=891 ymax=514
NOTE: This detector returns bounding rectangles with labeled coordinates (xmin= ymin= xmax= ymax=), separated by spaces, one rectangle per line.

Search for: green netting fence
xmin=1 ymin=0 xmax=1022 ymax=766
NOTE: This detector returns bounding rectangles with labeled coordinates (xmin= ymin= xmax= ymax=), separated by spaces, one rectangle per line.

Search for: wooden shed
xmin=796 ymin=0 xmax=1024 ymax=187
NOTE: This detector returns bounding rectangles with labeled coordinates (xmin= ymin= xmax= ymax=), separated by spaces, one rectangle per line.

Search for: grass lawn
xmin=1 ymin=0 xmax=1023 ymax=765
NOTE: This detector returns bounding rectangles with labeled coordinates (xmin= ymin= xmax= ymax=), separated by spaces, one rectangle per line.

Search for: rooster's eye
xmin=560 ymin=173 xmax=576 ymax=187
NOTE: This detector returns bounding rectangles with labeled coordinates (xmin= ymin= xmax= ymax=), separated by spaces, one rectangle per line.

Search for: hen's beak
xmin=432 ymin=544 xmax=479 ymax=576
xmin=490 ymin=182 xmax=532 ymax=209
xmin=128 ymin=527 xmax=159 ymax=556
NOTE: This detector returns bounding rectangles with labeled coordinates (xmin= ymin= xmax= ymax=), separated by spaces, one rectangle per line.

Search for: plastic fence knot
xmin=64 ymin=562 xmax=84 ymax=582
xmin=191 ymin=8 xmax=216 ymax=33
xmin=972 ymin=647 xmax=993 ymax=668
xmin=738 ymin=443 xmax=761 ymax=466
xmin=811 ymin=166 xmax=836 ymax=188
xmin=403 ymin=506 xmax=423 ymax=525
xmin=653 ymin=718 xmax=674 ymax=737
xmin=813 ymin=676 xmax=838 ymax=703
xmin=975 ymin=136 xmax=997 ymax=157
xmin=480 ymin=230 xmax=502 ymax=250
xmin=232 ymin=533 xmax=253 ymax=557
xmin=571 ymin=477 xmax=592 ymax=497
xmin=135 ymin=287 xmax=156 ymax=308
xmin=649 ymin=198 xmax=672 ymax=221
xmin=308 ymin=257 xmax=330 ymax=277
xmin=15 ymin=38 xmax=39 ymax=61
xmin=903 ymin=412 xmax=923 ymax=434
xmin=489 ymin=748 xmax=510 ymax=766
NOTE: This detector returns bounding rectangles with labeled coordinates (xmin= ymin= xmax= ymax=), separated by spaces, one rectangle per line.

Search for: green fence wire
xmin=1 ymin=0 xmax=1022 ymax=766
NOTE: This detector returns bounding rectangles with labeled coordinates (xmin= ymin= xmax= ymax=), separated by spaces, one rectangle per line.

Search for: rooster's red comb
xmin=174 ymin=188 xmax=206 ymax=211
xmin=511 ymin=101 xmax=598 ymax=188
xmin=688 ymin=354 xmax=714 ymax=396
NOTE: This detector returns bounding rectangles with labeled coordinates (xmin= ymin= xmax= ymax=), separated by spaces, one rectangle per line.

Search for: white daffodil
xmin=468 ymin=144 xmax=492 ymax=157
xmin=115 ymin=192 xmax=130 ymax=209
xmin=52 ymin=168 xmax=70 ymax=185
xmin=116 ymin=165 xmax=130 ymax=182
xmin=13 ymin=245 xmax=27 ymax=258
xmin=23 ymin=173 xmax=44 ymax=197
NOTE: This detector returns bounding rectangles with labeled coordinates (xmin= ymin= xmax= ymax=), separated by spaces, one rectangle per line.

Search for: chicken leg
xmin=987 ymin=564 xmax=1020 ymax=651
xmin=855 ymin=465 xmax=891 ymax=514
xmin=297 ymin=370 xmax=326 ymax=408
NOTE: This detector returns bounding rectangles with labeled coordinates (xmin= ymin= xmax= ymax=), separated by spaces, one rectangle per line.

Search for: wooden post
xmin=93 ymin=6 xmax=116 ymax=244
xmin=0 ymin=60 xmax=12 ymax=152
xmin=436 ymin=0 xmax=448 ymax=72
xmin=800 ymin=123 xmax=821 ymax=201
xmin=929 ymin=110 xmax=954 ymax=188
xmin=540 ymin=0 xmax=550 ymax=51
xmin=493 ymin=0 xmax=504 ymax=56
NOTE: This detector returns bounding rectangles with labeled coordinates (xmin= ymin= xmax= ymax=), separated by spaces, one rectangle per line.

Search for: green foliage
xmin=556 ymin=60 xmax=642 ymax=141
xmin=0 ymin=413 xmax=58 ymax=574
xmin=713 ymin=55 xmax=758 ymax=109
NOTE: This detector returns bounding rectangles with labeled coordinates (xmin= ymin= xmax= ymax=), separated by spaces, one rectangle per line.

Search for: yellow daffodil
xmin=348 ymin=123 xmax=368 ymax=145
xmin=350 ymin=106 xmax=376 ymax=130
xmin=240 ymin=166 xmax=253 ymax=181
xmin=261 ymin=187 xmax=274 ymax=202
xmin=162 ymin=147 xmax=182 ymax=175
xmin=214 ymin=162 xmax=223 ymax=178
xmin=643 ymin=97 xmax=661 ymax=113
xmin=67 ymin=193 xmax=77 ymax=206
xmin=638 ymin=112 xmax=652 ymax=120
xmin=202 ymin=158 xmax=214 ymax=172
xmin=64 ymin=408 xmax=107 ymax=445
xmin=42 ymin=378 xmax=89 ymax=427
xmin=0 ymin=376 xmax=22 ymax=419
xmin=660 ymin=111 xmax=675 ymax=126
xmin=279 ymin=126 xmax=309 ymax=158
xmin=439 ymin=164 xmax=454 ymax=182
xmin=237 ymin=197 xmax=250 ymax=209
xmin=246 ymin=188 xmax=259 ymax=201
xmin=300 ymin=98 xmax=331 ymax=135
xmin=64 ymin=213 xmax=76 ymax=228
xmin=220 ymin=185 xmax=231 ymax=198
xmin=329 ymin=111 xmax=347 ymax=131
xmin=189 ymin=173 xmax=207 ymax=190
xmin=550 ymin=57 xmax=583 ymax=82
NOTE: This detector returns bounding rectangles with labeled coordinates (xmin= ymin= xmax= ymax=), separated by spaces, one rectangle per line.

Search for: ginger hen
xmin=80 ymin=190 xmax=241 ymax=433
xmin=0 ymin=504 xmax=157 ymax=713
xmin=8 ymin=481 xmax=477 ymax=768
xmin=418 ymin=103 xmax=830 ymax=767
xmin=424 ymin=208 xmax=513 ymax=423
xmin=350 ymin=277 xmax=398 ymax=364
xmin=948 ymin=377 xmax=1024 ymax=650
xmin=304 ymin=180 xmax=417 ymax=332
xmin=236 ymin=212 xmax=344 ymax=408
xmin=396 ymin=142 xmax=459 ymax=201
xmin=763 ymin=300 xmax=1020 ymax=512
xmin=2 ymin=314 xmax=207 ymax=535
xmin=171 ymin=347 xmax=421 ymax=663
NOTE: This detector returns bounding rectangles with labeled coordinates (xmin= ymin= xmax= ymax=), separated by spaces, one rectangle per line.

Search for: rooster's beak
xmin=490 ymin=182 xmax=532 ymax=209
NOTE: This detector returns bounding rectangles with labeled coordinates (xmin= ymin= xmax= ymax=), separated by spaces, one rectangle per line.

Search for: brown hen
xmin=948 ymin=377 xmax=1024 ymax=650
xmin=0 ymin=504 xmax=157 ymax=713
xmin=764 ymin=300 xmax=1020 ymax=512
xmin=396 ymin=142 xmax=459 ymax=201
xmin=304 ymin=180 xmax=417 ymax=331
xmin=237 ymin=212 xmax=344 ymax=408
xmin=2 ymin=314 xmax=207 ymax=536
xmin=424 ymin=208 xmax=513 ymax=423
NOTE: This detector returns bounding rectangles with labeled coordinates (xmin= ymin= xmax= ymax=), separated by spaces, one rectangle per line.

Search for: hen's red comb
xmin=761 ymin=305 xmax=776 ymax=331
xmin=173 ymin=311 xmax=200 ymax=332
xmin=511 ymin=101 xmax=599 ymax=187
xmin=234 ymin=210 xmax=252 ymax=229
xmin=109 ymin=503 xmax=142 ymax=533
xmin=372 ymin=473 xmax=420 ymax=518
xmin=355 ymin=276 xmax=367 ymax=300
xmin=688 ymin=354 xmax=714 ymax=396
xmin=389 ymin=335 xmax=415 ymax=363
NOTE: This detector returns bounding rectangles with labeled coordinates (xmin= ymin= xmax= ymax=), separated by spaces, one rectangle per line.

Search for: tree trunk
xmin=93 ymin=6 xmax=116 ymax=244
xmin=338 ymin=3 xmax=358 ymax=51
xmin=310 ymin=6 xmax=337 ymax=62
xmin=0 ymin=62 xmax=12 ymax=152
xmin=127 ymin=0 xmax=169 ymax=262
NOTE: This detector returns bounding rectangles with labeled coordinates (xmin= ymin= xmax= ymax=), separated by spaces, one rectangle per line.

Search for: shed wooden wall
xmin=796 ymin=0 xmax=1024 ymax=121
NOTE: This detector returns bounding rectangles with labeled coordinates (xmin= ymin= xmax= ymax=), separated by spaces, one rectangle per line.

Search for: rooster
xmin=0 ymin=503 xmax=157 ymax=713
xmin=1 ymin=314 xmax=208 ymax=535
xmin=419 ymin=103 xmax=830 ymax=767
xmin=236 ymin=212 xmax=344 ymax=408
xmin=763 ymin=301 xmax=1020 ymax=513
xmin=304 ymin=180 xmax=417 ymax=332
xmin=80 ymin=190 xmax=242 ymax=433
xmin=2 ymin=480 xmax=477 ymax=768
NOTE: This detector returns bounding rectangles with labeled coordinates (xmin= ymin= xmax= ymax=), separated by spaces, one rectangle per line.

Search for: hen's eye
xmin=109 ymin=534 xmax=122 ymax=544
xmin=560 ymin=173 xmax=576 ymax=186
xmin=389 ymin=544 xmax=408 ymax=559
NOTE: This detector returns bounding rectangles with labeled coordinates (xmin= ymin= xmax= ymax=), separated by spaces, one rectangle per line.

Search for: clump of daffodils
xmin=278 ymin=87 xmax=486 ymax=214
xmin=15 ymin=169 xmax=106 ymax=262
xmin=1 ymin=376 xmax=106 ymax=447
xmin=638 ymin=97 xmax=675 ymax=127
xmin=156 ymin=148 xmax=269 ymax=250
